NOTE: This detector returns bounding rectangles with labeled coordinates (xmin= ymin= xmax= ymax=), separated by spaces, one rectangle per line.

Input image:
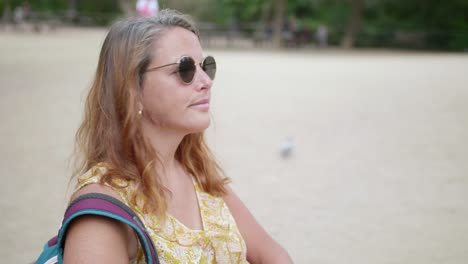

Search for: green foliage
xmin=357 ymin=0 xmax=468 ymax=50
xmin=219 ymin=0 xmax=468 ymax=51
xmin=0 ymin=0 xmax=67 ymax=12
xmin=1 ymin=0 xmax=466 ymax=50
xmin=215 ymin=0 xmax=271 ymax=29
xmin=0 ymin=0 xmax=120 ymax=25
xmin=160 ymin=0 xmax=220 ymax=25
xmin=74 ymin=0 xmax=121 ymax=25
xmin=76 ymin=0 xmax=120 ymax=14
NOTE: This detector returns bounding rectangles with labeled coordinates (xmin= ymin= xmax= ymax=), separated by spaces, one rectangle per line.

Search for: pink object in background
xmin=136 ymin=0 xmax=158 ymax=17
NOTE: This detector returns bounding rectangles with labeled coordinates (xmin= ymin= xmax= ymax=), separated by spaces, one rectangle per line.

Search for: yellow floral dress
xmin=74 ymin=165 xmax=249 ymax=264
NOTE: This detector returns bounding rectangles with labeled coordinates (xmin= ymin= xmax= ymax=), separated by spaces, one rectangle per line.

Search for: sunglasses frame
xmin=145 ymin=55 xmax=216 ymax=84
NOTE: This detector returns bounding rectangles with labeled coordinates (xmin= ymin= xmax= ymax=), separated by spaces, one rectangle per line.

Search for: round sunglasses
xmin=145 ymin=55 xmax=216 ymax=84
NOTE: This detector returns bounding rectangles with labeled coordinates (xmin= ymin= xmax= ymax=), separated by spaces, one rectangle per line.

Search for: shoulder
xmin=72 ymin=163 xmax=133 ymax=204
xmin=222 ymin=185 xmax=248 ymax=219
xmin=71 ymin=182 xmax=122 ymax=202
xmin=64 ymin=183 xmax=139 ymax=262
xmin=63 ymin=213 xmax=132 ymax=263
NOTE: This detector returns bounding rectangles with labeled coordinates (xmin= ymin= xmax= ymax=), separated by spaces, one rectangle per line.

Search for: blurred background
xmin=1 ymin=0 xmax=468 ymax=51
xmin=1 ymin=1 xmax=468 ymax=264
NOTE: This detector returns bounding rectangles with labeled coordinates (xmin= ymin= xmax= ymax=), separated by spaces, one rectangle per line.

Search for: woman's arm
xmin=224 ymin=186 xmax=293 ymax=264
xmin=62 ymin=184 xmax=138 ymax=263
xmin=63 ymin=215 xmax=131 ymax=263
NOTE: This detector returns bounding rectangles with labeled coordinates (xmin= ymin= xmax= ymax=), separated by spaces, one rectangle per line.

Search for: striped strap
xmin=53 ymin=193 xmax=159 ymax=264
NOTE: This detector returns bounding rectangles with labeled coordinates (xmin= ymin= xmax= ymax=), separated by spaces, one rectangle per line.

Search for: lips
xmin=190 ymin=98 xmax=210 ymax=106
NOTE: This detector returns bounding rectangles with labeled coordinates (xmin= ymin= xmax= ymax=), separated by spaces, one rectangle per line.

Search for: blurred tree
xmin=159 ymin=0 xmax=219 ymax=23
xmin=1 ymin=0 xmax=11 ymax=22
xmin=66 ymin=0 xmax=76 ymax=21
xmin=341 ymin=0 xmax=362 ymax=48
xmin=272 ymin=0 xmax=286 ymax=48
xmin=0 ymin=0 xmax=466 ymax=50
xmin=358 ymin=0 xmax=468 ymax=50
xmin=117 ymin=0 xmax=136 ymax=17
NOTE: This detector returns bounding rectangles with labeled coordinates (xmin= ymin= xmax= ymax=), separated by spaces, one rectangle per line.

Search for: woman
xmin=64 ymin=9 xmax=292 ymax=263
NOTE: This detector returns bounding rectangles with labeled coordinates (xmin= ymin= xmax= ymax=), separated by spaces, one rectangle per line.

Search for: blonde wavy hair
xmin=73 ymin=9 xmax=229 ymax=218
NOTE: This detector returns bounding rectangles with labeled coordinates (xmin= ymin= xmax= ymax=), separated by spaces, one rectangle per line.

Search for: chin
xmin=194 ymin=118 xmax=211 ymax=132
xmin=183 ymin=116 xmax=211 ymax=134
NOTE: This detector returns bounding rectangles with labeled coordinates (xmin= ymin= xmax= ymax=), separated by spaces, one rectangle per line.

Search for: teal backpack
xmin=35 ymin=193 xmax=160 ymax=264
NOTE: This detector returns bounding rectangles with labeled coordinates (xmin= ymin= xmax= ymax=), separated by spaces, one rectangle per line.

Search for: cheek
xmin=142 ymin=88 xmax=167 ymax=116
xmin=141 ymin=82 xmax=189 ymax=121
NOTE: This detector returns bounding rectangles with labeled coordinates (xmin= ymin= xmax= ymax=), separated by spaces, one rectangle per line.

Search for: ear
xmin=137 ymin=101 xmax=144 ymax=115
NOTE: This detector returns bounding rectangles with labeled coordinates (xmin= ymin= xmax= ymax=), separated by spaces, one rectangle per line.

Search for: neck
xmin=141 ymin=119 xmax=186 ymax=180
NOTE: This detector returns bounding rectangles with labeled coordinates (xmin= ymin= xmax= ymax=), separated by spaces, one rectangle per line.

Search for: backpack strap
xmin=48 ymin=193 xmax=159 ymax=264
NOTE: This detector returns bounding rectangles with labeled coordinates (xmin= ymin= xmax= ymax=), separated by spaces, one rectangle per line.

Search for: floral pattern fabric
xmin=74 ymin=165 xmax=249 ymax=264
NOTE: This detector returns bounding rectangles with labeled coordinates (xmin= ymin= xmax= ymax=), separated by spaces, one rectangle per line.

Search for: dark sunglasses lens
xmin=178 ymin=57 xmax=196 ymax=83
xmin=202 ymin=56 xmax=216 ymax=80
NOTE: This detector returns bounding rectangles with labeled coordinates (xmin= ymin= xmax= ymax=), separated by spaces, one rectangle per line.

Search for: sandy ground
xmin=1 ymin=27 xmax=467 ymax=264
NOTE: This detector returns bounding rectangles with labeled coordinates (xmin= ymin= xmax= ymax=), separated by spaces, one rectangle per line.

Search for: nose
xmin=194 ymin=64 xmax=213 ymax=91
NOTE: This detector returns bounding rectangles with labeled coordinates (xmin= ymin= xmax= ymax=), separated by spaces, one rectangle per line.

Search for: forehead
xmin=152 ymin=27 xmax=203 ymax=64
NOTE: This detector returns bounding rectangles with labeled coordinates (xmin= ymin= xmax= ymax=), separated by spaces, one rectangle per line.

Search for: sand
xmin=1 ymin=27 xmax=467 ymax=264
